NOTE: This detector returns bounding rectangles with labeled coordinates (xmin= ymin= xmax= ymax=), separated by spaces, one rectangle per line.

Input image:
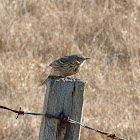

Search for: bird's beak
xmin=85 ymin=57 xmax=90 ymax=60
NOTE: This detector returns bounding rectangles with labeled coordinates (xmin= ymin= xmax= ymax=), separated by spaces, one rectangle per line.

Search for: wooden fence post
xmin=39 ymin=76 xmax=85 ymax=140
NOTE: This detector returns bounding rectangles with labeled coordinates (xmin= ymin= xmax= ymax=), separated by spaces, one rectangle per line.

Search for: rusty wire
xmin=0 ymin=105 xmax=125 ymax=140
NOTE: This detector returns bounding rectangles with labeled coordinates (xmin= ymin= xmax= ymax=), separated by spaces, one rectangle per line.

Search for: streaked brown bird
xmin=42 ymin=54 xmax=89 ymax=85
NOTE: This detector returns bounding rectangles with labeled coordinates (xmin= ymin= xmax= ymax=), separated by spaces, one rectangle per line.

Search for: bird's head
xmin=71 ymin=54 xmax=90 ymax=63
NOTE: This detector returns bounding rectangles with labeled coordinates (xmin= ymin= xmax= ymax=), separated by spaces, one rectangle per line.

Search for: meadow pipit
xmin=42 ymin=54 xmax=89 ymax=84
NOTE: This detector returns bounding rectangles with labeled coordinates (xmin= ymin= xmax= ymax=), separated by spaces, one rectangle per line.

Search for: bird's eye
xmin=78 ymin=57 xmax=84 ymax=62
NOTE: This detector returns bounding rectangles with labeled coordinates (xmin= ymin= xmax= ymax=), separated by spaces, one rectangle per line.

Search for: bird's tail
xmin=39 ymin=69 xmax=60 ymax=86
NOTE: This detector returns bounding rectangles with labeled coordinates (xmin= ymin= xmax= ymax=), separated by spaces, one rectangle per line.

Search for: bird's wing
xmin=49 ymin=56 xmax=70 ymax=68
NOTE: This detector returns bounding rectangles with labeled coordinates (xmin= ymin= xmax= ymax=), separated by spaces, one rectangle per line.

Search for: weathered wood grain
xmin=39 ymin=76 xmax=85 ymax=140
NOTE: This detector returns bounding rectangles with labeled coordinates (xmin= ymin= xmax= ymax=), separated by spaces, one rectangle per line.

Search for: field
xmin=0 ymin=0 xmax=140 ymax=140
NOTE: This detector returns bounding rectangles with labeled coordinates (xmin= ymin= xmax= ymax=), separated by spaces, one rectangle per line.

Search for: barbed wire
xmin=0 ymin=105 xmax=125 ymax=140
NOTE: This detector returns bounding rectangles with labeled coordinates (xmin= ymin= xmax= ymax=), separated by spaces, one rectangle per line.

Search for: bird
xmin=41 ymin=54 xmax=89 ymax=85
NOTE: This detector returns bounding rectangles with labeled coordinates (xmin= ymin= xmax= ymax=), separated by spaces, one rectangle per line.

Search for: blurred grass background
xmin=0 ymin=0 xmax=140 ymax=139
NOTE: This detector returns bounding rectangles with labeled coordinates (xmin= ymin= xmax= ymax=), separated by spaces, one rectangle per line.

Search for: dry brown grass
xmin=0 ymin=0 xmax=140 ymax=139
